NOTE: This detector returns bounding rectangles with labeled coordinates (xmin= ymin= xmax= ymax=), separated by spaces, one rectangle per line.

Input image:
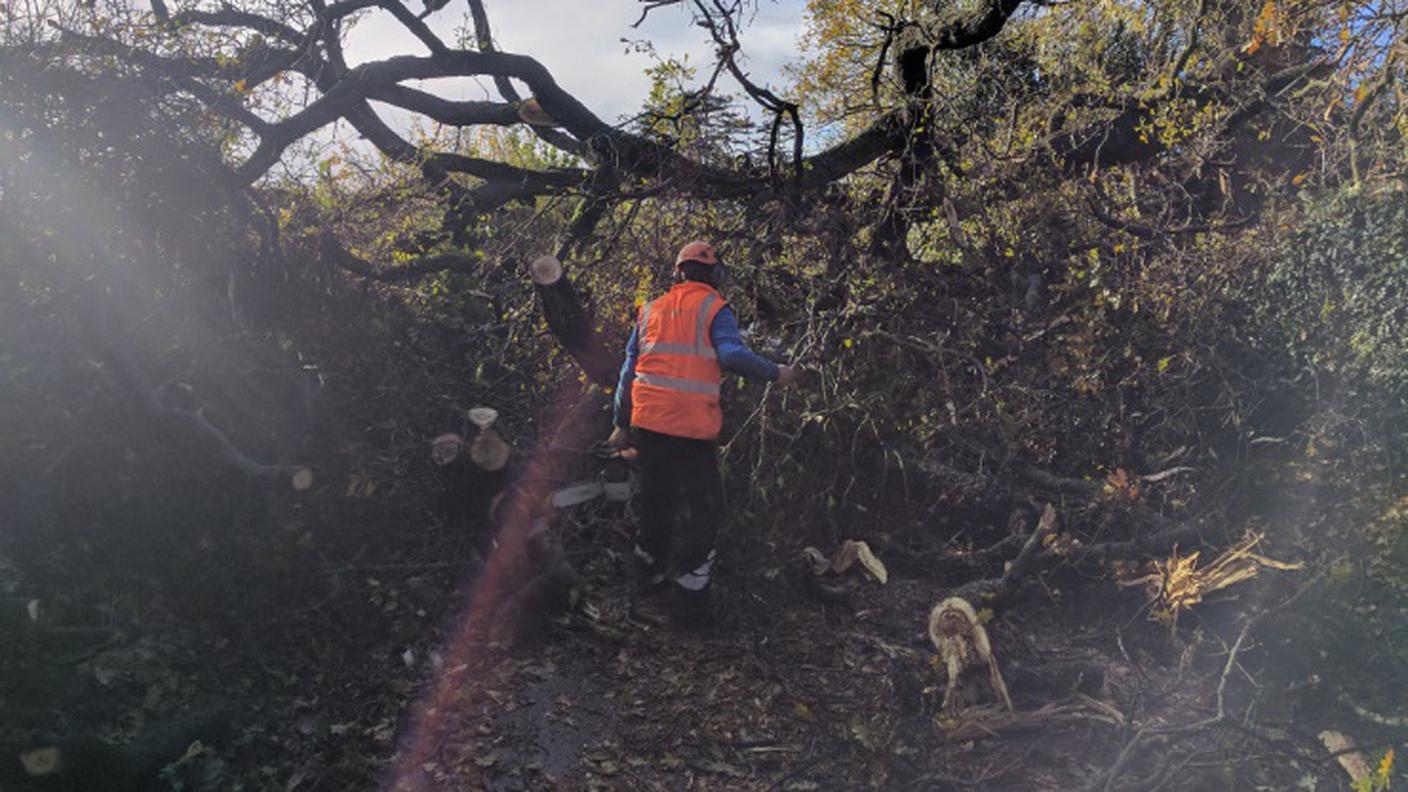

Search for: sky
xmin=342 ymin=0 xmax=811 ymax=126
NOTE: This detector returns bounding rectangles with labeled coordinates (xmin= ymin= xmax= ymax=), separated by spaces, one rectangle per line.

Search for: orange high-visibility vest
xmin=631 ymin=281 xmax=727 ymax=440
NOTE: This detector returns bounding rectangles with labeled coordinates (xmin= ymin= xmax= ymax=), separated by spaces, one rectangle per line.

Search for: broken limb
xmin=942 ymin=502 xmax=1058 ymax=605
xmin=320 ymin=234 xmax=481 ymax=283
xmin=80 ymin=290 xmax=312 ymax=492
xmin=529 ymin=255 xmax=621 ymax=388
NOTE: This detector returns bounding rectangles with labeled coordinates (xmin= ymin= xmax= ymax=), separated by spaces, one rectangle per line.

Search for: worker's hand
xmin=605 ymin=426 xmax=631 ymax=450
xmin=775 ymin=364 xmax=799 ymax=387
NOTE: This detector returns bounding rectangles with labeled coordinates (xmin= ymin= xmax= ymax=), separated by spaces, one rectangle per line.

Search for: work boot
xmin=669 ymin=585 xmax=715 ymax=631
xmin=631 ymin=545 xmax=669 ymax=598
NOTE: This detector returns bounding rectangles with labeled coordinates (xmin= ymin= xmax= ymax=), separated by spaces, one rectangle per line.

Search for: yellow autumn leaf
xmin=234 ymin=79 xmax=248 ymax=94
xmin=20 ymin=747 xmax=60 ymax=776
xmin=1378 ymin=748 xmax=1394 ymax=782
xmin=1157 ymin=356 xmax=1173 ymax=373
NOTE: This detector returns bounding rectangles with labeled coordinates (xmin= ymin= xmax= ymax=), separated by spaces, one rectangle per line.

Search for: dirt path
xmin=393 ymin=553 xmax=1134 ymax=791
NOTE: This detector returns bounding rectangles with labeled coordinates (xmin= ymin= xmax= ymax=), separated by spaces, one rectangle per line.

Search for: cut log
xmin=433 ymin=425 xmax=511 ymax=550
xmin=467 ymin=406 xmax=499 ymax=430
xmin=290 ymin=467 xmax=314 ymax=491
xmin=529 ymin=255 xmax=621 ymax=388
xmin=0 ymin=597 xmax=42 ymax=636
xmin=468 ymin=428 xmax=512 ymax=472
xmin=529 ymin=254 xmax=563 ymax=285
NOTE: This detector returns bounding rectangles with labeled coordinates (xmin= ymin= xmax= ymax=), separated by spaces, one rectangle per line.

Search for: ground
xmin=342 ymin=510 xmax=1140 ymax=792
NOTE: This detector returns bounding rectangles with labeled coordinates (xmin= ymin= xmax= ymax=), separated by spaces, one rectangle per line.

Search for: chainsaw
xmin=546 ymin=444 xmax=640 ymax=509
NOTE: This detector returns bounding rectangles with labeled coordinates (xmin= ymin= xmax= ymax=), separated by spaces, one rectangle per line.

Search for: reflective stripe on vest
xmin=635 ymin=371 xmax=721 ymax=395
xmin=639 ymin=341 xmax=718 ymax=359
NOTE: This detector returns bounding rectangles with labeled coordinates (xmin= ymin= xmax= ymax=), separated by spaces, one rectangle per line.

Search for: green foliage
xmin=1269 ymin=189 xmax=1408 ymax=400
xmin=637 ymin=56 xmax=753 ymax=165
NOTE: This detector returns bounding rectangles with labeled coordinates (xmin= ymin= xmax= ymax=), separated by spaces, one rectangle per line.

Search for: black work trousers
xmin=633 ymin=428 xmax=722 ymax=591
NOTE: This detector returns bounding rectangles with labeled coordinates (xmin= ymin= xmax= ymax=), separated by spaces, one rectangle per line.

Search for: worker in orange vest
xmin=606 ymin=240 xmax=796 ymax=628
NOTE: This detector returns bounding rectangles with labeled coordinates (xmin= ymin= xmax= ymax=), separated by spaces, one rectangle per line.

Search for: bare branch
xmin=465 ymin=0 xmax=583 ymax=156
xmin=375 ymin=0 xmax=448 ymax=55
xmin=928 ymin=0 xmax=1026 ymax=50
xmin=169 ymin=8 xmax=305 ymax=46
xmin=693 ymin=0 xmax=805 ymax=179
xmin=368 ymin=85 xmax=520 ymax=126
xmin=633 ymin=0 xmax=684 ymax=28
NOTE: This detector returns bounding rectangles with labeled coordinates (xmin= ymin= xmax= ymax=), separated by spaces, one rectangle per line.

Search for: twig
xmin=1089 ymin=582 xmax=1317 ymax=790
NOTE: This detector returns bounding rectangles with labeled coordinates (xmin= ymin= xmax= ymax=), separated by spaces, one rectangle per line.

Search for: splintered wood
xmin=938 ymin=701 xmax=1121 ymax=742
xmin=1317 ymin=730 xmax=1372 ymax=786
xmin=927 ymin=597 xmax=1013 ymax=715
xmin=801 ymin=540 xmax=888 ymax=584
xmin=1120 ymin=532 xmax=1303 ymax=627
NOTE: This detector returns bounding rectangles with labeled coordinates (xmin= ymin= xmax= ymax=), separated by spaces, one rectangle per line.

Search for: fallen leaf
xmin=831 ymin=540 xmax=888 ymax=584
xmin=19 ymin=747 xmax=60 ymax=776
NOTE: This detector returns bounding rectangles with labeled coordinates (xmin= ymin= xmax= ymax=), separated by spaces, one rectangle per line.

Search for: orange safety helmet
xmin=675 ymin=240 xmax=719 ymax=267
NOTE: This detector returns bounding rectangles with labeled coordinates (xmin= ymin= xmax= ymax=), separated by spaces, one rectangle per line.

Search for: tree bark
xmin=529 ymin=255 xmax=621 ymax=389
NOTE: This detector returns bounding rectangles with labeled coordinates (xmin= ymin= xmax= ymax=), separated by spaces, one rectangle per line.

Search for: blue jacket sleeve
xmin=612 ymin=321 xmax=640 ymax=428
xmin=712 ymin=306 xmax=780 ymax=382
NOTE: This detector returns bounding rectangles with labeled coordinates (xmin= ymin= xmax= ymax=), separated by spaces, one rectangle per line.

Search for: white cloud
xmin=341 ymin=0 xmax=808 ymax=124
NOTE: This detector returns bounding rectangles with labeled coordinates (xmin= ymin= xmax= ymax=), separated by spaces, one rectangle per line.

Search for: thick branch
xmin=70 ymin=0 xmax=1033 ymax=210
xmin=80 ymin=290 xmax=312 ymax=491
xmin=929 ymin=0 xmax=1026 ymax=50
xmin=530 ymin=255 xmax=620 ymax=388
xmin=233 ymin=52 xmax=694 ymax=181
xmin=169 ymin=8 xmax=305 ymax=46
xmin=320 ymin=235 xmax=479 ymax=282
xmin=1052 ymin=57 xmax=1333 ymax=172
xmin=465 ymin=0 xmax=584 ymax=157
xmin=368 ymin=85 xmax=521 ymax=126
